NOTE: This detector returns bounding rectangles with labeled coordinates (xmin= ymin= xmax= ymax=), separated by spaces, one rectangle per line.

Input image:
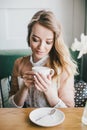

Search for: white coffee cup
xmin=32 ymin=66 xmax=54 ymax=76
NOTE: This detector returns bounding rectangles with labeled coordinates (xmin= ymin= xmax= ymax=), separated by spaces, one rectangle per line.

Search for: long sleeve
xmin=9 ymin=59 xmax=20 ymax=97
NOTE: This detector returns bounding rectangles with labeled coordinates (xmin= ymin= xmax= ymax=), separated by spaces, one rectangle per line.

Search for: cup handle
xmin=50 ymin=69 xmax=54 ymax=76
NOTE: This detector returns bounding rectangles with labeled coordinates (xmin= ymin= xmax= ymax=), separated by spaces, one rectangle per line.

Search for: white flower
xmin=71 ymin=33 xmax=87 ymax=59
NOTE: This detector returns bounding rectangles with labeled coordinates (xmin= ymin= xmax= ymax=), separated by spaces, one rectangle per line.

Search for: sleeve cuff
xmin=54 ymin=98 xmax=67 ymax=108
xmin=8 ymin=95 xmax=23 ymax=108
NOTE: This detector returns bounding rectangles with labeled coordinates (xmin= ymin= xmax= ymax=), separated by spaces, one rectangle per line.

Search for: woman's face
xmin=30 ymin=23 xmax=54 ymax=62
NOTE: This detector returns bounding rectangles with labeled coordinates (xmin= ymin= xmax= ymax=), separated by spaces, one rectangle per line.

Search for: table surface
xmin=0 ymin=108 xmax=87 ymax=130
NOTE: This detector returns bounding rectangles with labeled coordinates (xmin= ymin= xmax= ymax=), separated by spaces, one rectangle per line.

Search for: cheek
xmin=30 ymin=44 xmax=34 ymax=50
xmin=30 ymin=42 xmax=37 ymax=51
xmin=48 ymin=45 xmax=53 ymax=51
xmin=29 ymin=39 xmax=34 ymax=48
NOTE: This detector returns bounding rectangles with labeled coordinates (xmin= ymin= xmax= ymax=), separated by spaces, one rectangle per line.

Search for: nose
xmin=38 ymin=40 xmax=46 ymax=48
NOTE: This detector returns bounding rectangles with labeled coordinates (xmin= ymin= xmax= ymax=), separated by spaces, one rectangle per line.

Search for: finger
xmin=22 ymin=71 xmax=35 ymax=78
xmin=34 ymin=82 xmax=48 ymax=92
xmin=34 ymin=75 xmax=47 ymax=91
xmin=23 ymin=74 xmax=34 ymax=83
xmin=23 ymin=75 xmax=34 ymax=80
xmin=23 ymin=71 xmax=35 ymax=80
xmin=34 ymin=83 xmax=43 ymax=92
xmin=37 ymin=73 xmax=52 ymax=85
xmin=23 ymin=71 xmax=35 ymax=75
xmin=24 ymin=79 xmax=34 ymax=87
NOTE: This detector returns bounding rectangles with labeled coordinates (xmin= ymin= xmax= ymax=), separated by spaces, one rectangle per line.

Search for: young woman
xmin=9 ymin=10 xmax=77 ymax=108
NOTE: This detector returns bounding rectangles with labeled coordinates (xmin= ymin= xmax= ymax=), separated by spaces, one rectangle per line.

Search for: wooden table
xmin=0 ymin=108 xmax=87 ymax=130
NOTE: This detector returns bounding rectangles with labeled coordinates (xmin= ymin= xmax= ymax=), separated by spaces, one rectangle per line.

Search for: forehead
xmin=31 ymin=23 xmax=54 ymax=39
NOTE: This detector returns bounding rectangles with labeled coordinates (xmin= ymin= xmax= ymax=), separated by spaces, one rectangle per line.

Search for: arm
xmin=9 ymin=58 xmax=28 ymax=107
xmin=33 ymin=72 xmax=67 ymax=107
xmin=58 ymin=71 xmax=75 ymax=107
xmin=33 ymin=70 xmax=74 ymax=108
xmin=9 ymin=58 xmax=34 ymax=107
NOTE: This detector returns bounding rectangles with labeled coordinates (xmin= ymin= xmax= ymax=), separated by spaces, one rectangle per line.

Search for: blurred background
xmin=0 ymin=0 xmax=86 ymax=50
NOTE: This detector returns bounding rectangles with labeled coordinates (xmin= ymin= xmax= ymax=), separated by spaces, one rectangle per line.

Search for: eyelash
xmin=46 ymin=42 xmax=52 ymax=45
xmin=32 ymin=37 xmax=53 ymax=45
xmin=32 ymin=37 xmax=39 ymax=42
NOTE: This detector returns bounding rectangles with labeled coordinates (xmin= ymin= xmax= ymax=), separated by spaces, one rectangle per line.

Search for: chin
xmin=37 ymin=56 xmax=43 ymax=60
xmin=35 ymin=55 xmax=44 ymax=61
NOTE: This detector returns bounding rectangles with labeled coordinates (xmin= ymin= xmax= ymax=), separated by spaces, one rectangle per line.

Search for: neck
xmin=30 ymin=55 xmax=49 ymax=67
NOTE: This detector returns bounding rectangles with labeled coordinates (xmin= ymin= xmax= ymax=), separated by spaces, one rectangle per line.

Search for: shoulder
xmin=13 ymin=55 xmax=32 ymax=75
xmin=13 ymin=56 xmax=32 ymax=70
xmin=14 ymin=55 xmax=31 ymax=65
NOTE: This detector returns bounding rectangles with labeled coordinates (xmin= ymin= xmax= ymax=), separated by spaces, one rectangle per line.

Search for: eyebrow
xmin=32 ymin=34 xmax=53 ymax=41
xmin=32 ymin=34 xmax=40 ymax=39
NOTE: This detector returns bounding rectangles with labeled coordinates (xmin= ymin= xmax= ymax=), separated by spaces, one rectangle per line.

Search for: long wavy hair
xmin=27 ymin=10 xmax=78 ymax=78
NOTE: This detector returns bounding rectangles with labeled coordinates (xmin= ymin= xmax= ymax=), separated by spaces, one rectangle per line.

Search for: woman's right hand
xmin=22 ymin=71 xmax=35 ymax=89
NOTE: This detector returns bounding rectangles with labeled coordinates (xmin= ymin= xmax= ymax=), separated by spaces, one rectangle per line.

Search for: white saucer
xmin=29 ymin=107 xmax=65 ymax=127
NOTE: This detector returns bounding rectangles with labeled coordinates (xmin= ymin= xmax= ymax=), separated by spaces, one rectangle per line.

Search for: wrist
xmin=54 ymin=98 xmax=67 ymax=108
xmin=51 ymin=98 xmax=60 ymax=107
xmin=22 ymin=85 xmax=29 ymax=92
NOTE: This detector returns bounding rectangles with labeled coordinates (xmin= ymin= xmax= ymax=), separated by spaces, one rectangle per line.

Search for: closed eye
xmin=32 ymin=36 xmax=40 ymax=42
xmin=46 ymin=41 xmax=53 ymax=45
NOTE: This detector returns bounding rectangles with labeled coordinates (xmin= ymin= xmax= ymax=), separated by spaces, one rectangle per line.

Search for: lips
xmin=36 ymin=50 xmax=45 ymax=55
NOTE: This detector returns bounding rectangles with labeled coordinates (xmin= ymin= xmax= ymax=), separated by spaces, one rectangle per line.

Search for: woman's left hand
xmin=33 ymin=72 xmax=52 ymax=92
xmin=33 ymin=72 xmax=59 ymax=106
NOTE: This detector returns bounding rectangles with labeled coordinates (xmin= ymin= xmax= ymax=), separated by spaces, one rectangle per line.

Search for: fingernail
xmin=33 ymin=75 xmax=36 ymax=78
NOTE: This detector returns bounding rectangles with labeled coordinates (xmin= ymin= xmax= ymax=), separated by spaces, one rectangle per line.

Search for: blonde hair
xmin=27 ymin=10 xmax=78 ymax=78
